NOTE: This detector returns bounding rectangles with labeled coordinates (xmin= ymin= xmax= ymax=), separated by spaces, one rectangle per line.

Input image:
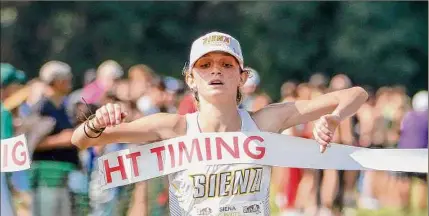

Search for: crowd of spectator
xmin=1 ymin=60 xmax=427 ymax=216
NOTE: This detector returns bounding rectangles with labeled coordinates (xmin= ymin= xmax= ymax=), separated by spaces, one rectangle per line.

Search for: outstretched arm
xmin=71 ymin=103 xmax=185 ymax=149
xmin=253 ymin=87 xmax=368 ymax=150
xmin=285 ymin=87 xmax=368 ymax=128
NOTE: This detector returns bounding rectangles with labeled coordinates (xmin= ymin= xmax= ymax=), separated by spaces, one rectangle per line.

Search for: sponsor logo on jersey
xmin=242 ymin=204 xmax=261 ymax=214
xmin=219 ymin=205 xmax=237 ymax=212
xmin=197 ymin=207 xmax=213 ymax=215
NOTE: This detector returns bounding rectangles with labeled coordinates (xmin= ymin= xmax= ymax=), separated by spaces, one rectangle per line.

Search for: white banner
xmin=97 ymin=132 xmax=428 ymax=190
xmin=1 ymin=134 xmax=31 ymax=172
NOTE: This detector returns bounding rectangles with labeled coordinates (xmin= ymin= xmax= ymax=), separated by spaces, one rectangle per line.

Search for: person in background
xmin=128 ymin=64 xmax=156 ymax=102
xmin=375 ymin=86 xmax=410 ymax=208
xmin=128 ymin=65 xmax=173 ymax=216
xmin=280 ymin=80 xmax=298 ymax=102
xmin=276 ymin=82 xmax=318 ymax=215
xmin=81 ymin=100 xmax=125 ymax=216
xmin=390 ymin=90 xmax=428 ymax=212
xmin=252 ymin=91 xmax=272 ymax=111
xmin=66 ymin=68 xmax=97 ymax=123
xmin=275 ymin=82 xmax=305 ymax=216
xmin=82 ymin=60 xmax=123 ymax=105
xmin=177 ymin=91 xmax=197 ymax=115
xmin=15 ymin=79 xmax=46 ymax=117
xmin=356 ymin=86 xmax=386 ymax=210
xmin=1 ymin=63 xmax=27 ymax=216
xmin=239 ymin=67 xmax=261 ymax=111
xmin=3 ymin=79 xmax=45 ymax=216
xmin=112 ymin=79 xmax=132 ymax=102
xmin=30 ymin=60 xmax=80 ymax=216
xmin=163 ymin=76 xmax=185 ymax=113
xmin=136 ymin=75 xmax=167 ymax=116
xmin=294 ymin=85 xmax=325 ymax=216
xmin=317 ymin=74 xmax=357 ymax=215
xmin=385 ymin=86 xmax=409 ymax=148
xmin=309 ymin=73 xmax=328 ymax=90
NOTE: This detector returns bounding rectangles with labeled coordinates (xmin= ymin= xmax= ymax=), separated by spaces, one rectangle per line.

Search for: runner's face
xmin=188 ymin=52 xmax=246 ymax=103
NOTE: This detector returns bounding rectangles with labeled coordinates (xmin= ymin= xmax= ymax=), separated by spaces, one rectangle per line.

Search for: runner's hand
xmin=313 ymin=114 xmax=340 ymax=153
xmin=91 ymin=103 xmax=128 ymax=129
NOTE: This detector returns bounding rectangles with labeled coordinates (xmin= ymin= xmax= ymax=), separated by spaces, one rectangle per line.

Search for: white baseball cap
xmin=412 ymin=90 xmax=428 ymax=112
xmin=39 ymin=60 xmax=72 ymax=84
xmin=97 ymin=60 xmax=124 ymax=79
xmin=189 ymin=31 xmax=244 ymax=70
xmin=243 ymin=67 xmax=260 ymax=87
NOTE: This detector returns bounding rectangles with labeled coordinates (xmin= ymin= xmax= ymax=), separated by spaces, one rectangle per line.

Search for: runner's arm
xmin=253 ymin=87 xmax=368 ymax=132
xmin=71 ymin=112 xmax=185 ymax=149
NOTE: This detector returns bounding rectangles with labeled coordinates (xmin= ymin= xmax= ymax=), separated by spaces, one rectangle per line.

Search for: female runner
xmin=72 ymin=31 xmax=368 ymax=215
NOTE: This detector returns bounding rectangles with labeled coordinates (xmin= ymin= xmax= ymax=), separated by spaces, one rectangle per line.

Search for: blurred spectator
xmin=411 ymin=90 xmax=428 ymax=112
xmin=296 ymin=83 xmax=312 ymax=101
xmin=309 ymin=73 xmax=328 ymax=89
xmin=30 ymin=60 xmax=80 ymax=216
xmin=67 ymin=68 xmax=97 ymax=123
xmin=1 ymin=63 xmax=27 ymax=216
xmin=136 ymin=76 xmax=169 ymax=115
xmin=317 ymin=74 xmax=356 ymax=215
xmin=85 ymin=112 xmax=125 ymax=215
xmin=294 ymin=86 xmax=324 ymax=216
xmin=17 ymin=79 xmax=46 ymax=117
xmin=81 ymin=60 xmax=123 ymax=105
xmin=385 ymin=86 xmax=409 ymax=147
xmin=329 ymin=74 xmax=352 ymax=91
xmin=240 ymin=67 xmax=261 ymax=111
xmin=112 ymin=79 xmax=132 ymax=102
xmin=356 ymin=86 xmax=385 ymax=210
xmin=252 ymin=92 xmax=272 ymax=111
xmin=119 ymin=65 xmax=173 ymax=216
xmin=3 ymin=76 xmax=57 ymax=216
xmin=276 ymin=82 xmax=315 ymax=215
xmin=280 ymin=80 xmax=298 ymax=102
xmin=163 ymin=76 xmax=185 ymax=113
xmin=128 ymin=64 xmax=156 ymax=101
xmin=391 ymin=90 xmax=428 ymax=210
xmin=177 ymin=92 xmax=197 ymax=115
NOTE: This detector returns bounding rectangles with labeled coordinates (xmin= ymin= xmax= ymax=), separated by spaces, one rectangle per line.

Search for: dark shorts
xmin=392 ymin=171 xmax=427 ymax=182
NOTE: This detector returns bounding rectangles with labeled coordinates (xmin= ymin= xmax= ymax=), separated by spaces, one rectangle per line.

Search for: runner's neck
xmin=197 ymin=101 xmax=242 ymax=133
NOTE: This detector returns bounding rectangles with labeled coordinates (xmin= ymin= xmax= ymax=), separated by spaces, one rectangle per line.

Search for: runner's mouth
xmin=209 ymin=80 xmax=224 ymax=85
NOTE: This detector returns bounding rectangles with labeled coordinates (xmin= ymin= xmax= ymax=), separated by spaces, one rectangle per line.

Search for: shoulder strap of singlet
xmin=185 ymin=112 xmax=199 ymax=135
xmin=238 ymin=109 xmax=260 ymax=132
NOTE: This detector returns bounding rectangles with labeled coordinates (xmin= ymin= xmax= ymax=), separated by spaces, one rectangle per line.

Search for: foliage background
xmin=1 ymin=2 xmax=427 ymax=99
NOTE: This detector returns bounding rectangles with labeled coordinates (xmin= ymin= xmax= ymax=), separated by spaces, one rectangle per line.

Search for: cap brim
xmin=190 ymin=46 xmax=244 ymax=70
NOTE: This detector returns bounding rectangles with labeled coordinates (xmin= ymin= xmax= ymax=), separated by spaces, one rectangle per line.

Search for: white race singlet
xmin=168 ymin=109 xmax=271 ymax=216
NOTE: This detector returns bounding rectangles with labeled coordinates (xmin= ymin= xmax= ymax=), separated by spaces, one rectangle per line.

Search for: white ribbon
xmin=97 ymin=132 xmax=427 ymax=190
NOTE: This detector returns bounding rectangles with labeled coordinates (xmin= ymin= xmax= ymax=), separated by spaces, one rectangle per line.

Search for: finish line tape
xmin=1 ymin=134 xmax=31 ymax=172
xmin=97 ymin=132 xmax=427 ymax=190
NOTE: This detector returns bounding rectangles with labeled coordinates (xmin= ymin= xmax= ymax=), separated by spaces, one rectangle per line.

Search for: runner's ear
xmin=185 ymin=72 xmax=196 ymax=90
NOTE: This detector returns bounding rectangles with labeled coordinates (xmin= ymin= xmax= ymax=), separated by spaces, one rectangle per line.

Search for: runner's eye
xmin=222 ymin=63 xmax=233 ymax=68
xmin=199 ymin=62 xmax=211 ymax=68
